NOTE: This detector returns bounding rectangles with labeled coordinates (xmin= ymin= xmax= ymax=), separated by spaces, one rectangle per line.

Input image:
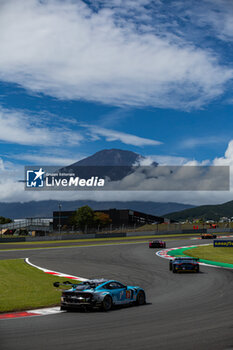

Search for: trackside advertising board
xmin=214 ymin=240 xmax=233 ymax=247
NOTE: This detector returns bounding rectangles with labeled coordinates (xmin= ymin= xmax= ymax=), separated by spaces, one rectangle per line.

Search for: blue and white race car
xmin=54 ymin=279 xmax=146 ymax=311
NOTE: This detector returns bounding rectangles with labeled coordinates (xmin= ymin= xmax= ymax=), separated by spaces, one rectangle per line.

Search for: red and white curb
xmin=156 ymin=243 xmax=228 ymax=268
xmin=156 ymin=244 xmax=209 ymax=263
xmin=0 ymin=307 xmax=63 ymax=320
xmin=25 ymin=258 xmax=88 ymax=281
xmin=0 ymin=258 xmax=88 ymax=320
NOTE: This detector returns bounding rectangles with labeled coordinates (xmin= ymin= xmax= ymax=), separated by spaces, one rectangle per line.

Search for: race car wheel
xmin=60 ymin=306 xmax=69 ymax=311
xmin=196 ymin=265 xmax=199 ymax=273
xmin=169 ymin=262 xmax=172 ymax=270
xmin=136 ymin=291 xmax=146 ymax=306
xmin=172 ymin=266 xmax=177 ymax=273
xmin=102 ymin=295 xmax=112 ymax=311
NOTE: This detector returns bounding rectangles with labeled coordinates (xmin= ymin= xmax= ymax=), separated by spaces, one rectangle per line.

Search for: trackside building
xmin=53 ymin=208 xmax=169 ymax=231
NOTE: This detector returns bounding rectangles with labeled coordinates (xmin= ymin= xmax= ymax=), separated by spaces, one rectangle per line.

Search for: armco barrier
xmin=0 ymin=237 xmax=26 ymax=243
xmin=182 ymin=229 xmax=207 ymax=234
xmin=95 ymin=232 xmax=127 ymax=238
xmin=26 ymin=234 xmax=96 ymax=241
xmin=214 ymin=239 xmax=233 ymax=247
xmin=1 ymin=229 xmax=217 ymax=243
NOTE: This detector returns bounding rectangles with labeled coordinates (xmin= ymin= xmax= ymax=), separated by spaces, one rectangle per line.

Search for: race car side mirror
xmin=53 ymin=282 xmax=60 ymax=287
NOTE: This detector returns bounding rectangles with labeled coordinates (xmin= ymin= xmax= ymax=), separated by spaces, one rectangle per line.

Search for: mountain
xmin=60 ymin=149 xmax=158 ymax=181
xmin=165 ymin=200 xmax=233 ymax=221
xmin=0 ymin=200 xmax=194 ymax=220
xmin=70 ymin=149 xmax=146 ymax=166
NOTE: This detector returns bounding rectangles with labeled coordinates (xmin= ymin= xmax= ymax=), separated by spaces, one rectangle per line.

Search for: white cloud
xmin=12 ymin=154 xmax=78 ymax=166
xmin=0 ymin=0 xmax=232 ymax=109
xmin=214 ymin=140 xmax=233 ymax=165
xmin=83 ymin=124 xmax=162 ymax=146
xmin=181 ymin=136 xmax=226 ymax=149
xmin=141 ymin=155 xmax=188 ymax=166
xmin=0 ymin=107 xmax=83 ymax=146
xmin=0 ymin=158 xmax=4 ymax=171
xmin=189 ymin=0 xmax=233 ymax=42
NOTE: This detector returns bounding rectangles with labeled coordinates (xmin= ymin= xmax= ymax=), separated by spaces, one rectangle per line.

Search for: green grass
xmin=0 ymin=259 xmax=77 ymax=313
xmin=185 ymin=245 xmax=233 ymax=265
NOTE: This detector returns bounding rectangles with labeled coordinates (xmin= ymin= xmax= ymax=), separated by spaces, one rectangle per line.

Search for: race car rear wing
xmin=53 ymin=281 xmax=79 ymax=289
xmin=171 ymin=257 xmax=199 ymax=261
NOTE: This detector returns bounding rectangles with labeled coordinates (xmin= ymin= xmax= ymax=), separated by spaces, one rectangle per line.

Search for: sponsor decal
xmin=214 ymin=240 xmax=233 ymax=247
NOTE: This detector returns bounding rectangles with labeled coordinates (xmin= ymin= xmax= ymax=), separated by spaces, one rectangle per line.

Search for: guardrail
xmin=0 ymin=228 xmax=232 ymax=243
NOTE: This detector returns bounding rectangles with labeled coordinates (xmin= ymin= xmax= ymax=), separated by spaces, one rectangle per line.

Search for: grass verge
xmin=185 ymin=245 xmax=233 ymax=265
xmin=0 ymin=259 xmax=76 ymax=313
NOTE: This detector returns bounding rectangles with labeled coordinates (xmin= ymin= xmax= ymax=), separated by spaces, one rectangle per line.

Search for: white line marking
xmin=25 ymin=258 xmax=87 ymax=281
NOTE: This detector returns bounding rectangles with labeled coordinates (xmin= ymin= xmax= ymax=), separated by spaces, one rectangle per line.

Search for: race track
xmin=0 ymin=238 xmax=233 ymax=350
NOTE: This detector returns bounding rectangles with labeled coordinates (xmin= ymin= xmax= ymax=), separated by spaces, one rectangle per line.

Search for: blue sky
xmin=1 ymin=0 xmax=233 ymax=203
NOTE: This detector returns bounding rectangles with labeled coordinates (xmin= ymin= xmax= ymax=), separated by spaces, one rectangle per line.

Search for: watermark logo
xmin=26 ymin=168 xmax=45 ymax=188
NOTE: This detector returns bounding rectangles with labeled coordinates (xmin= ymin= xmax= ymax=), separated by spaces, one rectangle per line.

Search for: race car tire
xmin=172 ymin=266 xmax=177 ymax=273
xmin=102 ymin=295 xmax=113 ymax=312
xmin=60 ymin=306 xmax=69 ymax=311
xmin=169 ymin=261 xmax=172 ymax=270
xmin=135 ymin=291 xmax=146 ymax=306
xmin=196 ymin=265 xmax=199 ymax=273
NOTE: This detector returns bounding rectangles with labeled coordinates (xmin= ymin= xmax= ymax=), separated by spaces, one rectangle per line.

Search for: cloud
xmin=180 ymin=136 xmax=226 ymax=149
xmin=187 ymin=0 xmax=233 ymax=42
xmin=83 ymin=124 xmax=162 ymax=146
xmin=12 ymin=154 xmax=79 ymax=166
xmin=144 ymin=155 xmax=188 ymax=166
xmin=214 ymin=140 xmax=233 ymax=166
xmin=0 ymin=158 xmax=4 ymax=171
xmin=0 ymin=0 xmax=232 ymax=109
xmin=0 ymin=107 xmax=83 ymax=146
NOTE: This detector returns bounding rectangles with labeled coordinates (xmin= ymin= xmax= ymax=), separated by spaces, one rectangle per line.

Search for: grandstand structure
xmin=0 ymin=218 xmax=53 ymax=235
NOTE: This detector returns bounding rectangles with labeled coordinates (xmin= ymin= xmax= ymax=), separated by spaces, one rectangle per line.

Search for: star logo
xmin=26 ymin=168 xmax=45 ymax=188
xmin=33 ymin=168 xmax=45 ymax=181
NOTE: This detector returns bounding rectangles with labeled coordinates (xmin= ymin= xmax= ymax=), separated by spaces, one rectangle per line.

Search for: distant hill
xmin=165 ymin=200 xmax=233 ymax=221
xmin=0 ymin=200 xmax=194 ymax=220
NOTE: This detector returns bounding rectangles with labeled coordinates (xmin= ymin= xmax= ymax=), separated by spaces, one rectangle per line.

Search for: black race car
xmin=201 ymin=233 xmax=217 ymax=239
xmin=169 ymin=257 xmax=200 ymax=273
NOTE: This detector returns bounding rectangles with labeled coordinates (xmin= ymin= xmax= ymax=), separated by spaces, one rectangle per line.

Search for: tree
xmin=0 ymin=216 xmax=12 ymax=224
xmin=94 ymin=212 xmax=112 ymax=228
xmin=71 ymin=206 xmax=94 ymax=232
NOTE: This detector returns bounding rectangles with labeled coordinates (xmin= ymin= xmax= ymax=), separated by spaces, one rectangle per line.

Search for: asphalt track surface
xmin=0 ymin=238 xmax=233 ymax=350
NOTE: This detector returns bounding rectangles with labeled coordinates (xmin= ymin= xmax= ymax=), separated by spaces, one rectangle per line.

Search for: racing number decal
xmin=126 ymin=290 xmax=131 ymax=299
xmin=119 ymin=291 xmax=124 ymax=300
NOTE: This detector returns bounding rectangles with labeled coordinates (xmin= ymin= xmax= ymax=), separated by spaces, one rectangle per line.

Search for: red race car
xmin=149 ymin=240 xmax=166 ymax=248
